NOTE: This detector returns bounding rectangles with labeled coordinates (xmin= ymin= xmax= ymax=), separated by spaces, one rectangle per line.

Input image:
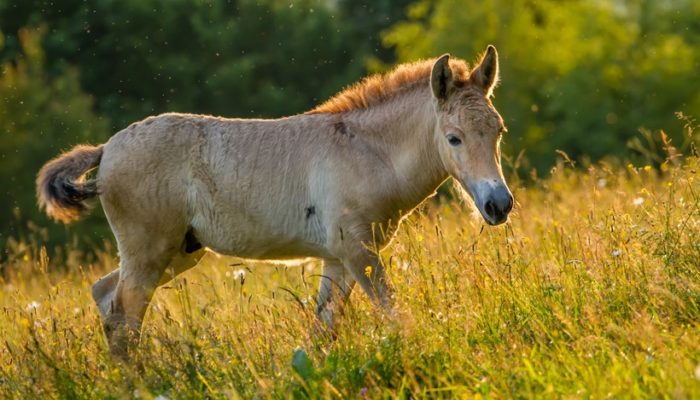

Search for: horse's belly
xmin=205 ymin=234 xmax=328 ymax=260
xmin=193 ymin=213 xmax=329 ymax=260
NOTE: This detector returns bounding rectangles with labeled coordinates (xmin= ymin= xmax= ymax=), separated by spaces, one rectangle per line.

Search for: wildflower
xmin=597 ymin=178 xmax=607 ymax=188
xmin=155 ymin=395 xmax=169 ymax=400
xmin=364 ymin=266 xmax=372 ymax=277
xmin=233 ymin=269 xmax=246 ymax=284
xmin=26 ymin=301 xmax=40 ymax=312
xmin=73 ymin=307 xmax=81 ymax=315
xmin=416 ymin=234 xmax=424 ymax=242
xmin=633 ymin=197 xmax=644 ymax=206
xmin=611 ymin=249 xmax=622 ymax=257
xmin=22 ymin=254 xmax=29 ymax=262
xmin=644 ymin=165 xmax=652 ymax=172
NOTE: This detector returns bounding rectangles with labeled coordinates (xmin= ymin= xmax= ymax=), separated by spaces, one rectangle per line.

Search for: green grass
xmin=1 ymin=156 xmax=699 ymax=399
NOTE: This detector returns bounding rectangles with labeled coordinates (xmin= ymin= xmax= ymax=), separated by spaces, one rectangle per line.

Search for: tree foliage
xmin=0 ymin=27 xmax=109 ymax=248
xmin=384 ymin=0 xmax=700 ymax=170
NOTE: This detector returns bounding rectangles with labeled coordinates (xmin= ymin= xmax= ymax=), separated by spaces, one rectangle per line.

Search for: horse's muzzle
xmin=468 ymin=180 xmax=513 ymax=225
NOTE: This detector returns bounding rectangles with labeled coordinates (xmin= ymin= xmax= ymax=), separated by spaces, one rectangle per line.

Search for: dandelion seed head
xmin=26 ymin=301 xmax=40 ymax=312
xmin=233 ymin=269 xmax=246 ymax=280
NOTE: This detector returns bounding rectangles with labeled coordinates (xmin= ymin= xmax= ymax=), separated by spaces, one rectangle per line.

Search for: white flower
xmin=611 ymin=249 xmax=622 ymax=257
xmin=597 ymin=178 xmax=607 ymax=188
xmin=155 ymin=395 xmax=169 ymax=400
xmin=26 ymin=301 xmax=40 ymax=312
xmin=233 ymin=269 xmax=246 ymax=280
xmin=633 ymin=197 xmax=644 ymax=206
xmin=73 ymin=307 xmax=81 ymax=315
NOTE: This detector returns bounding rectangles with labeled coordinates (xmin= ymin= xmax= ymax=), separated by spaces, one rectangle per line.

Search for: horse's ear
xmin=430 ymin=54 xmax=454 ymax=101
xmin=472 ymin=45 xmax=500 ymax=97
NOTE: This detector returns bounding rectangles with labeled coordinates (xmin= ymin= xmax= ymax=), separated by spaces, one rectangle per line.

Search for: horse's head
xmin=430 ymin=46 xmax=513 ymax=225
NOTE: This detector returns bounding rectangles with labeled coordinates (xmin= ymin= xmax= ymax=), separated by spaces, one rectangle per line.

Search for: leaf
xmin=291 ymin=347 xmax=314 ymax=381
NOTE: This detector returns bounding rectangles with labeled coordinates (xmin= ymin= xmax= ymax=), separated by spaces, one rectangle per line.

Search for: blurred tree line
xmin=385 ymin=0 xmax=700 ymax=171
xmin=0 ymin=0 xmax=698 ymax=254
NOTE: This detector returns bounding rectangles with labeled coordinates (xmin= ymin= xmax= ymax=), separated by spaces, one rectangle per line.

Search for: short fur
xmin=37 ymin=47 xmax=512 ymax=358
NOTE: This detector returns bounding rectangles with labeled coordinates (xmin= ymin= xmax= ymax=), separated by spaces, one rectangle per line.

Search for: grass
xmin=1 ymin=154 xmax=699 ymax=398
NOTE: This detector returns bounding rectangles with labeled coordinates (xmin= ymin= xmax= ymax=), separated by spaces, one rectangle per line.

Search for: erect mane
xmin=307 ymin=57 xmax=471 ymax=114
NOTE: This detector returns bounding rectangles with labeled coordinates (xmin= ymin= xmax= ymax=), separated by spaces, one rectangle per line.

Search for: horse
xmin=37 ymin=46 xmax=513 ymax=357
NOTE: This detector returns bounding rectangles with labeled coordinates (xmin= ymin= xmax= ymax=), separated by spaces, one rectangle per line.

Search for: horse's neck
xmin=346 ymin=87 xmax=448 ymax=212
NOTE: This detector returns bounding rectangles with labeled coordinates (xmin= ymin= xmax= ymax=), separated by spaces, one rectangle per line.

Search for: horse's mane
xmin=307 ymin=57 xmax=471 ymax=114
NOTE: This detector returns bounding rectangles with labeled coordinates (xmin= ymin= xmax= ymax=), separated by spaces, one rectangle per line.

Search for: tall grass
xmin=1 ymin=149 xmax=699 ymax=398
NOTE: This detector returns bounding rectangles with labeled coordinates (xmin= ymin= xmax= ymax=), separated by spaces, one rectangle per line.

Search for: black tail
xmin=36 ymin=144 xmax=104 ymax=223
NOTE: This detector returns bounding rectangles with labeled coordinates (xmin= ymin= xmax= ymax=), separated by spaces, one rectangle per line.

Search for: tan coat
xmin=37 ymin=46 xmax=512 ymax=357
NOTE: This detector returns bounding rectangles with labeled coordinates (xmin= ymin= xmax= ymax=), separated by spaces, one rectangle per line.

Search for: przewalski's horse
xmin=37 ymin=46 xmax=513 ymax=357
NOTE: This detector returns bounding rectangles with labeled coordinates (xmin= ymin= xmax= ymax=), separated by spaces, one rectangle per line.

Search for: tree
xmin=384 ymin=0 xmax=700 ymax=170
xmin=0 ymin=0 xmax=374 ymax=130
xmin=0 ymin=26 xmax=109 ymax=250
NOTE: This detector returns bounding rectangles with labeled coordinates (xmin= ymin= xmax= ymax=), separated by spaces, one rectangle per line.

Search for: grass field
xmin=1 ymin=151 xmax=699 ymax=398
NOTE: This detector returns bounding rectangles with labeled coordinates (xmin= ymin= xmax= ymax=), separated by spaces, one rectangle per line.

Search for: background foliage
xmin=0 ymin=0 xmax=698 ymax=251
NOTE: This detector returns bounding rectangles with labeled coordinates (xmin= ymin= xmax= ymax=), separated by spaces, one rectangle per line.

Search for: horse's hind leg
xmin=92 ymin=236 xmax=205 ymax=321
xmin=92 ymin=236 xmax=205 ymax=358
xmin=100 ymin=246 xmax=175 ymax=358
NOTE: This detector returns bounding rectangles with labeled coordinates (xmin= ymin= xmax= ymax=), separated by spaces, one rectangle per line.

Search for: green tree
xmin=0 ymin=0 xmax=376 ymax=130
xmin=384 ymin=0 xmax=700 ymax=170
xmin=0 ymin=27 xmax=109 ymax=251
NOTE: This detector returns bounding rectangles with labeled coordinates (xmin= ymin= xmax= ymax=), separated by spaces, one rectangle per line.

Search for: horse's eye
xmin=447 ymin=134 xmax=462 ymax=146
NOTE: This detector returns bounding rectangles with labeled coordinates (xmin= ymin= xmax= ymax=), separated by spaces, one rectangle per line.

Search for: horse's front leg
xmin=316 ymin=258 xmax=355 ymax=330
xmin=340 ymin=247 xmax=394 ymax=311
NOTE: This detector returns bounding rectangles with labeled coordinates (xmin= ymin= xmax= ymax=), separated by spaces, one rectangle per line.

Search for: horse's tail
xmin=36 ymin=144 xmax=104 ymax=224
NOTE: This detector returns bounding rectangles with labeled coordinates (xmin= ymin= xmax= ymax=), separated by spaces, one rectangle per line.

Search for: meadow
xmin=1 ymin=145 xmax=699 ymax=398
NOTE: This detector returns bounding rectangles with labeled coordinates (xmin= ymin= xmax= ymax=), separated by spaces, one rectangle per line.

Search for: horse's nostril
xmin=505 ymin=195 xmax=514 ymax=213
xmin=485 ymin=199 xmax=496 ymax=219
